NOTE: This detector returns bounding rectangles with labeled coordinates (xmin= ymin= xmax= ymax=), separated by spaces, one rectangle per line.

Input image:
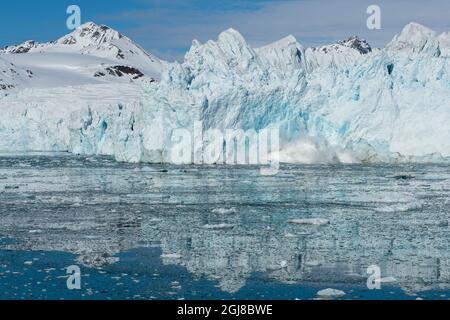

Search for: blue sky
xmin=1 ymin=0 xmax=449 ymax=61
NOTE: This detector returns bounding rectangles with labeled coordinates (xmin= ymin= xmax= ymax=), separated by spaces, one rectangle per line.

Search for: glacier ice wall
xmin=131 ymin=23 xmax=450 ymax=163
xmin=0 ymin=23 xmax=449 ymax=164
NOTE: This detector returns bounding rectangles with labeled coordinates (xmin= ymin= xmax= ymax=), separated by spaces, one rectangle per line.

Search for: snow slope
xmin=0 ymin=22 xmax=162 ymax=90
xmin=0 ymin=22 xmax=449 ymax=164
xmin=0 ymin=56 xmax=33 ymax=93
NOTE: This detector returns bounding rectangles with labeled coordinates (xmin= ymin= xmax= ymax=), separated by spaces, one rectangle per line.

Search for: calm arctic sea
xmin=0 ymin=153 xmax=449 ymax=300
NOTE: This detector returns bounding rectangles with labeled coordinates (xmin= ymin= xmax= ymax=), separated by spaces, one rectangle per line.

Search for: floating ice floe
xmin=289 ymin=218 xmax=330 ymax=226
xmin=284 ymin=232 xmax=297 ymax=238
xmin=375 ymin=201 xmax=423 ymax=213
xmin=305 ymin=261 xmax=321 ymax=267
xmin=260 ymin=168 xmax=281 ymax=176
xmin=211 ymin=208 xmax=237 ymax=214
xmin=160 ymin=253 xmax=182 ymax=259
xmin=317 ymin=288 xmax=346 ymax=297
xmin=379 ymin=276 xmax=397 ymax=283
xmin=202 ymin=223 xmax=235 ymax=230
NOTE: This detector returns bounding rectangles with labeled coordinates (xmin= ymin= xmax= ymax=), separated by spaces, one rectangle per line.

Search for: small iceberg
xmin=202 ymin=223 xmax=235 ymax=230
xmin=317 ymin=288 xmax=346 ymax=297
xmin=284 ymin=232 xmax=297 ymax=238
xmin=211 ymin=207 xmax=237 ymax=214
xmin=266 ymin=260 xmax=289 ymax=271
xmin=305 ymin=261 xmax=321 ymax=267
xmin=161 ymin=253 xmax=182 ymax=259
xmin=379 ymin=276 xmax=397 ymax=283
xmin=375 ymin=201 xmax=423 ymax=213
xmin=289 ymin=218 xmax=330 ymax=226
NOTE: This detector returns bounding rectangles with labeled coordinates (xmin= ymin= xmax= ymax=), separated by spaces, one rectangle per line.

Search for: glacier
xmin=0 ymin=22 xmax=449 ymax=164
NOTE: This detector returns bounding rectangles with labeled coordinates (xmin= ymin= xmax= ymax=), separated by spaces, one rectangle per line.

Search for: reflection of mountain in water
xmin=146 ymin=208 xmax=450 ymax=294
xmin=0 ymin=155 xmax=449 ymax=294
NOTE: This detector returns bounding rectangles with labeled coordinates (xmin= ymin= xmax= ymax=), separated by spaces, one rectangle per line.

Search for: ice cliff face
xmin=0 ymin=22 xmax=449 ymax=164
xmin=126 ymin=22 xmax=450 ymax=163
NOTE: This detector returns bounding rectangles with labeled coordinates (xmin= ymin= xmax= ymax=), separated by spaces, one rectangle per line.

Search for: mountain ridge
xmin=0 ymin=22 xmax=163 ymax=92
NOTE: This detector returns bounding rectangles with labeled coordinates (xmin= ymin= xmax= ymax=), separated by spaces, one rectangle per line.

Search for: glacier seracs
xmin=0 ymin=22 xmax=449 ymax=164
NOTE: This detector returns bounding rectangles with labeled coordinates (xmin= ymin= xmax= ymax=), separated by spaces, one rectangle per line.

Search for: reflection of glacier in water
xmin=0 ymin=153 xmax=450 ymax=298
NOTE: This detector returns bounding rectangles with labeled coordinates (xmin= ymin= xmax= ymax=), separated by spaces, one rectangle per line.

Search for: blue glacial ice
xmin=0 ymin=23 xmax=449 ymax=164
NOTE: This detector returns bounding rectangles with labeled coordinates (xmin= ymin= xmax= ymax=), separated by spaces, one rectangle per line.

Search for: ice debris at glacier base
xmin=0 ymin=22 xmax=449 ymax=164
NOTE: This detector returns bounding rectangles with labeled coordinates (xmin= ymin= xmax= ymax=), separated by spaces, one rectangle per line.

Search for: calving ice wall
xmin=0 ymin=22 xmax=449 ymax=164
xmin=115 ymin=22 xmax=450 ymax=163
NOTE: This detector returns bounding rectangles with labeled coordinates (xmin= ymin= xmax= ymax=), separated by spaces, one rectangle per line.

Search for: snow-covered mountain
xmin=387 ymin=22 xmax=439 ymax=55
xmin=305 ymin=36 xmax=372 ymax=70
xmin=0 ymin=57 xmax=33 ymax=93
xmin=0 ymin=22 xmax=162 ymax=90
xmin=0 ymin=22 xmax=449 ymax=164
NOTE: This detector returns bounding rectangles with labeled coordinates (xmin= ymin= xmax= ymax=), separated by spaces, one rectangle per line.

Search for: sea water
xmin=0 ymin=153 xmax=449 ymax=300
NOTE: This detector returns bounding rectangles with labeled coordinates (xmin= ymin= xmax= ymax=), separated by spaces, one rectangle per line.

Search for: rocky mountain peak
xmin=57 ymin=22 xmax=123 ymax=47
xmin=338 ymin=36 xmax=372 ymax=54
